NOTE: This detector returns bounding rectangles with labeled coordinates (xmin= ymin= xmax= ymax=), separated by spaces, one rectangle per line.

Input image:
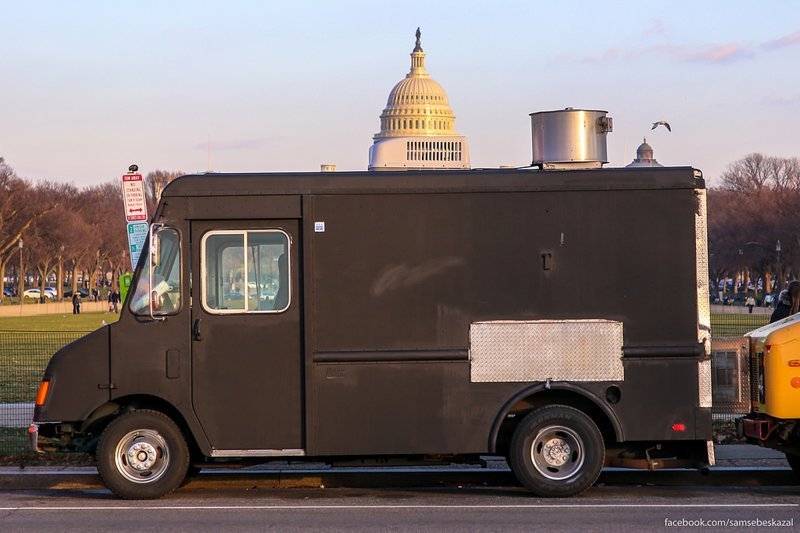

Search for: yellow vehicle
xmin=738 ymin=313 xmax=800 ymax=474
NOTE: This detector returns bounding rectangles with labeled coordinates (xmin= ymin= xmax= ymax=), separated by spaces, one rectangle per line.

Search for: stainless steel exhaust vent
xmin=531 ymin=108 xmax=612 ymax=170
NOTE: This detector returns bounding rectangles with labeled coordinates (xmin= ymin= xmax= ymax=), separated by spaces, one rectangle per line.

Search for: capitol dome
xmin=369 ymin=29 xmax=470 ymax=171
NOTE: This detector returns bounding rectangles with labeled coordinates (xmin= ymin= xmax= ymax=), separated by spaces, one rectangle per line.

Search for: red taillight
xmin=672 ymin=423 xmax=686 ymax=432
xmin=35 ymin=380 xmax=50 ymax=406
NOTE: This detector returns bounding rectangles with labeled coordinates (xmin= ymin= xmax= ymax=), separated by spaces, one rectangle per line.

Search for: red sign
xmin=122 ymin=173 xmax=147 ymax=222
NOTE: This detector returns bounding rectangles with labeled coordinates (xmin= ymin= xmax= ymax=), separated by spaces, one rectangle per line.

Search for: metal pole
xmin=18 ymin=239 xmax=23 ymax=315
xmin=776 ymin=240 xmax=782 ymax=292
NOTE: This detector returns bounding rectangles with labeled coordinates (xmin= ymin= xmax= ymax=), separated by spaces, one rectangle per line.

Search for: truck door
xmin=190 ymin=220 xmax=302 ymax=453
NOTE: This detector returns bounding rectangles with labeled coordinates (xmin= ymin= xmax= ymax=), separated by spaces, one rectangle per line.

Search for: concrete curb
xmin=0 ymin=467 xmax=796 ymax=492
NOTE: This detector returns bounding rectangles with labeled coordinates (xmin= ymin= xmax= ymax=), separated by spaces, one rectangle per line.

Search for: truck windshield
xmin=129 ymin=228 xmax=181 ymax=316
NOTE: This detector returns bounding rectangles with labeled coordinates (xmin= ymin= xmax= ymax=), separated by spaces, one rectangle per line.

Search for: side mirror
xmin=148 ymin=223 xmax=165 ymax=321
xmin=150 ymin=230 xmax=160 ymax=268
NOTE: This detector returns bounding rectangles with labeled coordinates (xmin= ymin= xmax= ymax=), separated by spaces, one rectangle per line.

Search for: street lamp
xmin=776 ymin=240 xmax=782 ymax=292
xmin=17 ymin=239 xmax=23 ymax=304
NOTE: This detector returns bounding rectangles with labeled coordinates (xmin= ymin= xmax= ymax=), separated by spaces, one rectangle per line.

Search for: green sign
xmin=119 ymin=273 xmax=133 ymax=305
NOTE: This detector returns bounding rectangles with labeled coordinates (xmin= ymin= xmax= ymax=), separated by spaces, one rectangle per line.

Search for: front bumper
xmin=737 ymin=415 xmax=780 ymax=441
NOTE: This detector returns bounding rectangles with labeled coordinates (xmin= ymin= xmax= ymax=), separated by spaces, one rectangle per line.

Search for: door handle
xmin=193 ymin=318 xmax=202 ymax=341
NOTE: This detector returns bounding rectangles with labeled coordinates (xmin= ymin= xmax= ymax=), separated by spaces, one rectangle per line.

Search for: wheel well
xmin=84 ymin=395 xmax=202 ymax=460
xmin=494 ymin=389 xmax=619 ymax=456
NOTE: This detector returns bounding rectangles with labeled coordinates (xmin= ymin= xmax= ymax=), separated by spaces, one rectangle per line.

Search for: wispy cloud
xmin=663 ymin=43 xmax=755 ymax=64
xmin=581 ymin=48 xmax=620 ymax=64
xmin=643 ymin=19 xmax=665 ymax=37
xmin=761 ymin=30 xmax=800 ymax=51
xmin=567 ymin=28 xmax=798 ymax=66
xmin=193 ymin=137 xmax=283 ymax=151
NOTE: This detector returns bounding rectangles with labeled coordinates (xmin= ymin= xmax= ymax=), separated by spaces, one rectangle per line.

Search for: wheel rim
xmin=530 ymin=425 xmax=585 ymax=481
xmin=113 ymin=429 xmax=171 ymax=484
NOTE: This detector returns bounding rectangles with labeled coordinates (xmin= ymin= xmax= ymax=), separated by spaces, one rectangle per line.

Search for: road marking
xmin=0 ymin=503 xmax=796 ymax=511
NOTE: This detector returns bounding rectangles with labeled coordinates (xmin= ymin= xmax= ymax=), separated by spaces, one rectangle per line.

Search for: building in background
xmin=626 ymin=138 xmax=663 ymax=168
xmin=368 ymin=29 xmax=470 ymax=171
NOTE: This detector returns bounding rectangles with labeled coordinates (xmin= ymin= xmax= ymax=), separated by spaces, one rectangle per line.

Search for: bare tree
xmin=710 ymin=153 xmax=800 ymax=298
xmin=0 ymin=159 xmax=58 ymax=290
xmin=144 ymin=170 xmax=183 ymax=213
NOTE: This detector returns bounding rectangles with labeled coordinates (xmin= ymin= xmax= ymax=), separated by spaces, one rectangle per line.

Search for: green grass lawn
xmin=0 ymin=312 xmax=119 ymax=332
xmin=710 ymin=312 xmax=769 ymax=337
xmin=0 ymin=313 xmax=118 ymax=407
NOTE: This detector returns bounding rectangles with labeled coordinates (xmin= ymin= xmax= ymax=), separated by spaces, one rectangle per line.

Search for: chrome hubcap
xmin=530 ymin=425 xmax=584 ymax=481
xmin=541 ymin=437 xmax=571 ymax=467
xmin=127 ymin=442 xmax=158 ymax=471
xmin=114 ymin=429 xmax=170 ymax=484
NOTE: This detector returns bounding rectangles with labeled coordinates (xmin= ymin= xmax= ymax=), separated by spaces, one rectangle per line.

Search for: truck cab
xmin=738 ymin=314 xmax=800 ymax=474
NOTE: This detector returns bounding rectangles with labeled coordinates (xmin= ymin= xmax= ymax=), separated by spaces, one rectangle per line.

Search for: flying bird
xmin=651 ymin=120 xmax=671 ymax=132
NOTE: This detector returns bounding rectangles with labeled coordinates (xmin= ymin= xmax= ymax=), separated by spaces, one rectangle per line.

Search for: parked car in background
xmin=23 ymin=289 xmax=53 ymax=300
xmin=63 ymin=289 xmax=90 ymax=298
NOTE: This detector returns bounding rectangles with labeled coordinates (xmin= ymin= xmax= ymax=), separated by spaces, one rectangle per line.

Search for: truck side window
xmin=201 ymin=229 xmax=290 ymax=313
xmin=129 ymin=228 xmax=182 ymax=316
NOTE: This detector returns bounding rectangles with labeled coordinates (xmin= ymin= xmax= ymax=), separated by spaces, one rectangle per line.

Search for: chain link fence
xmin=0 ymin=331 xmax=89 ymax=460
xmin=710 ymin=307 xmax=770 ymax=435
xmin=0 ymin=310 xmax=779 ymax=457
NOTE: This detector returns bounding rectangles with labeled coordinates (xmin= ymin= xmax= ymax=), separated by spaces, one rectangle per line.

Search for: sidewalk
xmin=0 ymin=445 xmax=793 ymax=492
xmin=0 ymin=301 xmax=108 ymax=317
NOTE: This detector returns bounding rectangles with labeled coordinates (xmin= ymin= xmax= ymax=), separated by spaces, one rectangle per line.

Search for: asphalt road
xmin=0 ymin=483 xmax=797 ymax=532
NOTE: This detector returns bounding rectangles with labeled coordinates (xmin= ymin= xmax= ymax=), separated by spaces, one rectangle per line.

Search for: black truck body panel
xmin=35 ymin=167 xmax=711 ymax=459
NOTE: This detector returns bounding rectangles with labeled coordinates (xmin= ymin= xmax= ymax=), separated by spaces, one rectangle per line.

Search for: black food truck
xmin=31 ymin=166 xmax=713 ymax=499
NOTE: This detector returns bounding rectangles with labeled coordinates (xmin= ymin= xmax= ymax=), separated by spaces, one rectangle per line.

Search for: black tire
xmin=509 ymin=405 xmax=604 ymax=497
xmin=786 ymin=453 xmax=800 ymax=476
xmin=179 ymin=465 xmax=203 ymax=488
xmin=97 ymin=409 xmax=190 ymax=500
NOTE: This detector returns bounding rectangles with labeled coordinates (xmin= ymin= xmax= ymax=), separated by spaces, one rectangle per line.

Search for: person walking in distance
xmin=745 ymin=295 xmax=755 ymax=314
xmin=72 ymin=292 xmax=81 ymax=315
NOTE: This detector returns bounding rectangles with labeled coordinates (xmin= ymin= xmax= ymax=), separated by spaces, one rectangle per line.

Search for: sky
xmin=1 ymin=1 xmax=798 ymax=187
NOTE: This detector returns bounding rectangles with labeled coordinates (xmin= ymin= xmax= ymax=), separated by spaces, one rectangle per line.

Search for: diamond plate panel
xmin=696 ymin=189 xmax=711 ymax=353
xmin=469 ymin=320 xmax=624 ymax=383
xmin=698 ymin=358 xmax=712 ymax=407
xmin=706 ymin=440 xmax=716 ymax=466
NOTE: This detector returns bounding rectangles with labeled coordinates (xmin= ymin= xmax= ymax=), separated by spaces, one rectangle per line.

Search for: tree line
xmin=0 ymin=157 xmax=180 ymax=302
xmin=708 ymin=153 xmax=800 ymax=300
xmin=2 ymin=152 xmax=798 ymax=304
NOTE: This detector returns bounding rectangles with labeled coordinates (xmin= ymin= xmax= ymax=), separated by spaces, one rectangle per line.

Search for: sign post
xmin=122 ymin=172 xmax=149 ymax=271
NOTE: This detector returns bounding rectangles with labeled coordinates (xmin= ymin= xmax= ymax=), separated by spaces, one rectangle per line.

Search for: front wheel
xmin=509 ymin=405 xmax=604 ymax=497
xmin=97 ymin=409 xmax=190 ymax=499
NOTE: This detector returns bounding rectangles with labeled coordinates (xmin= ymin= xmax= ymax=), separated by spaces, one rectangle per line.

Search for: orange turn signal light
xmin=672 ymin=423 xmax=686 ymax=432
xmin=789 ymin=360 xmax=800 ymax=367
xmin=791 ymin=377 xmax=800 ymax=389
xmin=35 ymin=380 xmax=49 ymax=406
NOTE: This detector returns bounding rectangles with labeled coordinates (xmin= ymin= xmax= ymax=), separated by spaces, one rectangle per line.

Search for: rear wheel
xmin=97 ymin=409 xmax=189 ymax=499
xmin=509 ymin=405 xmax=604 ymax=497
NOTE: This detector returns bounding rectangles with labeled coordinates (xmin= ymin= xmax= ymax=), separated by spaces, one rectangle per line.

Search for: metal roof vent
xmin=530 ymin=108 xmax=612 ymax=170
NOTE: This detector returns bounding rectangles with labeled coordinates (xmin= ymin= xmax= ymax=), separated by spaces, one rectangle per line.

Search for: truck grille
xmin=750 ymin=351 xmax=764 ymax=408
